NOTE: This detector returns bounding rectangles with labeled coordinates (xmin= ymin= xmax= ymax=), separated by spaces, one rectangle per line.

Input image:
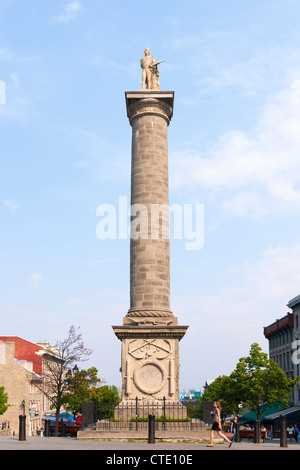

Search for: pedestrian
xmin=207 ymin=401 xmax=233 ymax=448
xmin=76 ymin=413 xmax=82 ymax=426
xmin=287 ymin=424 xmax=294 ymax=442
xmin=230 ymin=415 xmax=238 ymax=442
xmin=293 ymin=424 xmax=299 ymax=442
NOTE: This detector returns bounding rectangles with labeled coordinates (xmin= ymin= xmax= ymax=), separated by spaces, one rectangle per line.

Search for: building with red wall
xmin=0 ymin=336 xmax=45 ymax=375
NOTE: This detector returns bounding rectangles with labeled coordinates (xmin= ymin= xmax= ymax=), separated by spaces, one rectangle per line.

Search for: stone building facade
xmin=264 ymin=294 xmax=300 ymax=406
xmin=0 ymin=338 xmax=54 ymax=436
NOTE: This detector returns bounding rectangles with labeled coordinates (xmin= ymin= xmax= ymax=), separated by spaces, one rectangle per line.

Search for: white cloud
xmin=4 ymin=200 xmax=19 ymax=213
xmin=0 ymin=47 xmax=14 ymax=61
xmin=174 ymin=243 xmax=300 ymax=382
xmin=170 ymin=78 xmax=300 ymax=217
xmin=0 ymin=72 xmax=36 ymax=122
xmin=10 ymin=73 xmax=20 ymax=90
xmin=27 ymin=272 xmax=44 ymax=287
xmin=56 ymin=1 xmax=82 ymax=23
xmin=0 ymin=47 xmax=39 ymax=62
xmin=183 ymin=244 xmax=300 ymax=329
xmin=168 ymin=27 xmax=300 ymax=98
xmin=245 ymin=244 xmax=300 ymax=302
xmin=66 ymin=298 xmax=86 ymax=305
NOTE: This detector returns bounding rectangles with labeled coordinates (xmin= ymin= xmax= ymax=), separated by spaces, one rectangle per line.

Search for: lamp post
xmin=19 ymin=400 xmax=26 ymax=441
xmin=66 ymin=364 xmax=79 ymax=423
xmin=72 ymin=365 xmax=78 ymax=422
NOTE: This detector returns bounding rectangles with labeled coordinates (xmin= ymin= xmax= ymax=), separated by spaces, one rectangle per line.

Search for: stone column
xmin=112 ymin=91 xmax=188 ymax=416
xmin=127 ymin=91 xmax=174 ymax=320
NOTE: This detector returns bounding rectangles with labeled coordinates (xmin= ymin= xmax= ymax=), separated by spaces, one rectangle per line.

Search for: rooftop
xmin=287 ymin=294 xmax=300 ymax=309
xmin=263 ymin=313 xmax=294 ymax=338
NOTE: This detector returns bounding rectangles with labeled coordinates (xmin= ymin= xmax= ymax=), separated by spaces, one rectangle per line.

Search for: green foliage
xmin=61 ymin=367 xmax=120 ymax=415
xmin=184 ymin=401 xmax=202 ymax=420
xmin=201 ymin=343 xmax=299 ymax=424
xmin=201 ymin=375 xmax=241 ymax=417
xmin=92 ymin=385 xmax=120 ymax=405
xmin=230 ymin=343 xmax=298 ymax=422
xmin=0 ymin=387 xmax=9 ymax=415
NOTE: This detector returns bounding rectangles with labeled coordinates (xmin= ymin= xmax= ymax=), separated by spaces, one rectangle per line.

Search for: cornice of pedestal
xmin=125 ymin=91 xmax=174 ymax=126
xmin=112 ymin=324 xmax=188 ymax=341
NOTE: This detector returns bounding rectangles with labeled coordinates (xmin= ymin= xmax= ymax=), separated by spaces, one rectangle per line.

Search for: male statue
xmin=140 ymin=48 xmax=163 ymax=90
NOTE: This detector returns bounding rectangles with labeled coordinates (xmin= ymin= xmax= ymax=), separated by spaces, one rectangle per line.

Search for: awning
xmin=43 ymin=412 xmax=75 ymax=423
xmin=239 ymin=402 xmax=288 ymax=422
xmin=264 ymin=406 xmax=300 ymax=421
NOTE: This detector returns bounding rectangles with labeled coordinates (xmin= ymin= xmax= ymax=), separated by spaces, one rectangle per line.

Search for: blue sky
xmin=1 ymin=0 xmax=300 ymax=392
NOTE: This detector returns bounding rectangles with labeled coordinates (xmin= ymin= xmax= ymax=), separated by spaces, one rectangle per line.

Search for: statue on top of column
xmin=140 ymin=48 xmax=164 ymax=90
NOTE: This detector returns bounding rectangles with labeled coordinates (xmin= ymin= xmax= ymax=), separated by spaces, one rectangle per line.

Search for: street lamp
xmin=66 ymin=365 xmax=79 ymax=423
xmin=72 ymin=365 xmax=79 ymax=423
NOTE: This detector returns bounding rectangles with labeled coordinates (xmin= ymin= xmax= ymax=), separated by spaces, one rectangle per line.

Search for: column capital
xmin=125 ymin=91 xmax=174 ymax=126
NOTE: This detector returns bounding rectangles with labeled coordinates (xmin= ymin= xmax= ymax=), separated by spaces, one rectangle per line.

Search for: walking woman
xmin=207 ymin=401 xmax=233 ymax=448
xmin=230 ymin=415 xmax=238 ymax=442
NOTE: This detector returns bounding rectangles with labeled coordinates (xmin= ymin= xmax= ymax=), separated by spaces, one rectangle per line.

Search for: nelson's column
xmin=112 ymin=49 xmax=188 ymax=418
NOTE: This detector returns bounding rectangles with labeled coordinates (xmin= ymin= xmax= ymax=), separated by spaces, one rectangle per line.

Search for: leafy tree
xmin=62 ymin=367 xmax=101 ymax=414
xmin=230 ymin=343 xmax=298 ymax=426
xmin=184 ymin=400 xmax=202 ymax=420
xmin=36 ymin=325 xmax=92 ymax=436
xmin=201 ymin=375 xmax=242 ymax=420
xmin=62 ymin=367 xmax=120 ymax=421
xmin=0 ymin=387 xmax=9 ymax=415
xmin=92 ymin=384 xmax=120 ymax=405
xmin=200 ymin=343 xmax=298 ymax=434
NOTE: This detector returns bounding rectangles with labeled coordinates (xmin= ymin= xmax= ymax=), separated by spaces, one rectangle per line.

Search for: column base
xmin=112 ymin=321 xmax=188 ymax=406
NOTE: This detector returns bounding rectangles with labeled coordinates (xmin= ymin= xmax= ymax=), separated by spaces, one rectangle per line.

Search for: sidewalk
xmin=0 ymin=436 xmax=299 ymax=450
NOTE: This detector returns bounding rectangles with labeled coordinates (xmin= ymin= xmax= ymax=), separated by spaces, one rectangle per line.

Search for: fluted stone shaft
xmin=125 ymin=92 xmax=174 ymax=318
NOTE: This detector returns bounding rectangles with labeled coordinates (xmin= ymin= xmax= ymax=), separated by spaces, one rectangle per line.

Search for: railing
xmin=96 ymin=419 xmax=204 ymax=432
xmin=93 ymin=399 xmax=204 ymax=432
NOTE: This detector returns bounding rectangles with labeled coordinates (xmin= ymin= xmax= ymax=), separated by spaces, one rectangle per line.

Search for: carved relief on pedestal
xmin=128 ymin=339 xmax=171 ymax=360
xmin=133 ymin=361 xmax=166 ymax=395
xmin=124 ymin=339 xmax=176 ymax=399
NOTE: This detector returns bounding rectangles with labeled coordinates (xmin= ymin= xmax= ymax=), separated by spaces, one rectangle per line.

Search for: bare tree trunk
xmin=55 ymin=406 xmax=60 ymax=437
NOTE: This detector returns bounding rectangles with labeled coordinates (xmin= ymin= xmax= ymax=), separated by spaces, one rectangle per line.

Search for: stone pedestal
xmin=112 ymin=91 xmax=188 ymax=416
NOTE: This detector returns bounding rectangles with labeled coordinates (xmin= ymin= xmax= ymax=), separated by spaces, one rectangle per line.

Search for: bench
xmin=239 ymin=430 xmax=266 ymax=441
xmin=49 ymin=424 xmax=80 ymax=436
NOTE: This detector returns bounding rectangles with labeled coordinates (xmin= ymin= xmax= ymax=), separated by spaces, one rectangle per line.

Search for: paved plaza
xmin=0 ymin=435 xmax=299 ymax=451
